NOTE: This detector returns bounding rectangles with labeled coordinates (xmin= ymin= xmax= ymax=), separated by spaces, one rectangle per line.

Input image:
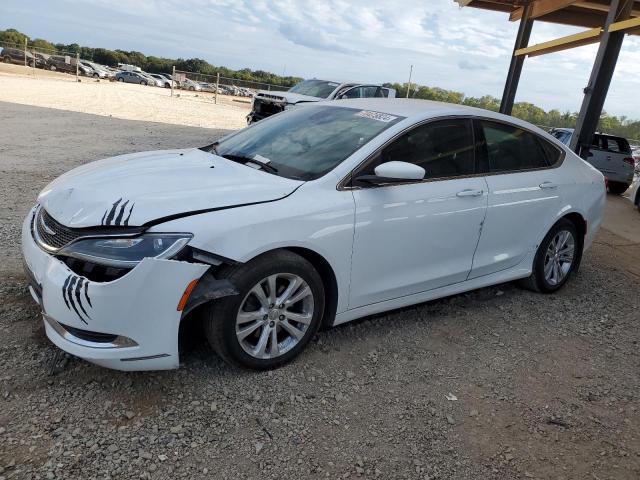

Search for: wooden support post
xmin=171 ymin=65 xmax=175 ymax=97
xmin=500 ymin=4 xmax=533 ymax=115
xmin=570 ymin=0 xmax=634 ymax=157
xmin=215 ymin=72 xmax=219 ymax=105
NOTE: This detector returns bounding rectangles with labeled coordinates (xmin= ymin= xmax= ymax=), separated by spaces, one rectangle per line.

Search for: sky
xmin=2 ymin=0 xmax=639 ymax=119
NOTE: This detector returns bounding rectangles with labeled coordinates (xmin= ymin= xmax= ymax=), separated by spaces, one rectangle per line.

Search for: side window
xmin=478 ymin=120 xmax=551 ymax=173
xmin=360 ymin=86 xmax=382 ymax=98
xmin=603 ymin=136 xmax=631 ymax=154
xmin=342 ymin=87 xmax=362 ymax=99
xmin=360 ymin=119 xmax=475 ymax=180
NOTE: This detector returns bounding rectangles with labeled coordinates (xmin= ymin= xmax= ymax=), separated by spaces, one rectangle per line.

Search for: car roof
xmin=313 ymin=98 xmax=548 ymax=130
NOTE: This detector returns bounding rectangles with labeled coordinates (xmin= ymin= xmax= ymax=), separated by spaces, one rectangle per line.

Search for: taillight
xmin=623 ymin=157 xmax=634 ymax=166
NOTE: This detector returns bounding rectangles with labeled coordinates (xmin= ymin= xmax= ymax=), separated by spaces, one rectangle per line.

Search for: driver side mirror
xmin=354 ymin=161 xmax=425 ymax=186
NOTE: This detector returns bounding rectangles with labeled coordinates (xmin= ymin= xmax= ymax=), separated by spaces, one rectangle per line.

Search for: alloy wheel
xmin=543 ymin=230 xmax=575 ymax=286
xmin=235 ymin=273 xmax=314 ymax=359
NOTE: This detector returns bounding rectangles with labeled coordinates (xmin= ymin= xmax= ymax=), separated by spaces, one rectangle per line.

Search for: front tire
xmin=204 ymin=251 xmax=325 ymax=370
xmin=521 ymin=219 xmax=579 ymax=293
xmin=608 ymin=181 xmax=629 ymax=195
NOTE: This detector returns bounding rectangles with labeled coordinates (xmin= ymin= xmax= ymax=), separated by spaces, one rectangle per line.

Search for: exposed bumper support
xmin=180 ymin=271 xmax=238 ymax=318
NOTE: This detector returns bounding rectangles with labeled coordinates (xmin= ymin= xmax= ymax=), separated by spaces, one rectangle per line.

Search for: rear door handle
xmin=456 ymin=189 xmax=484 ymax=197
xmin=539 ymin=181 xmax=558 ymax=189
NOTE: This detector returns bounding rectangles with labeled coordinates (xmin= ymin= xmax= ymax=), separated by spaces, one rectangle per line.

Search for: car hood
xmin=255 ymin=90 xmax=322 ymax=104
xmin=37 ymin=148 xmax=303 ymax=228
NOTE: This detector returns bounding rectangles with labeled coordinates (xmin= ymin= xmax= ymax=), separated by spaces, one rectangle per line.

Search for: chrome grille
xmin=34 ymin=208 xmax=82 ymax=251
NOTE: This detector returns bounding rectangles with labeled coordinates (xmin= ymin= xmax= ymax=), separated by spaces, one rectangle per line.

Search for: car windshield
xmin=288 ymin=80 xmax=340 ymax=98
xmin=214 ymin=105 xmax=404 ymax=180
xmin=552 ymin=130 xmax=571 ymax=145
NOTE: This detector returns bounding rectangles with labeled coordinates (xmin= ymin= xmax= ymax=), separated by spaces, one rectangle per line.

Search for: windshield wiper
xmin=221 ymin=154 xmax=279 ymax=174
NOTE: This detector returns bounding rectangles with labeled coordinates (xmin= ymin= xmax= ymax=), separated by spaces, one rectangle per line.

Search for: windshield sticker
xmin=253 ymin=154 xmax=271 ymax=164
xmin=355 ymin=111 xmax=398 ymax=123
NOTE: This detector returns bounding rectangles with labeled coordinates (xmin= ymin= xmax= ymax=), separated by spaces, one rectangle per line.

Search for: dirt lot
xmin=0 ymin=63 xmax=250 ymax=130
xmin=0 ymin=102 xmax=639 ymax=480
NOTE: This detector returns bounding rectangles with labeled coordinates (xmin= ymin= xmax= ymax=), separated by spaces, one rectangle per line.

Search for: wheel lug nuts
xmin=279 ymin=304 xmax=284 ymax=309
xmin=279 ymin=315 xmax=284 ymax=320
xmin=263 ymin=315 xmax=268 ymax=320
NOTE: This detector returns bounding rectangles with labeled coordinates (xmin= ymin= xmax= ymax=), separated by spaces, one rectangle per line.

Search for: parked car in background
xmin=629 ymin=178 xmax=640 ymax=211
xmin=247 ymin=79 xmax=396 ymax=123
xmin=46 ymin=56 xmax=76 ymax=74
xmin=550 ymin=128 xmax=635 ymax=195
xmin=115 ymin=71 xmax=151 ymax=85
xmin=148 ymin=73 xmax=171 ymax=88
xmin=33 ymin=52 xmax=50 ymax=68
xmin=633 ymin=147 xmax=640 ymax=175
xmin=158 ymin=73 xmax=180 ymax=88
xmin=80 ymin=61 xmax=111 ymax=79
xmin=180 ymin=78 xmax=202 ymax=91
xmin=22 ymin=99 xmax=605 ymax=371
xmin=139 ymin=72 xmax=163 ymax=87
xmin=2 ymin=47 xmax=36 ymax=66
xmin=199 ymin=82 xmax=217 ymax=92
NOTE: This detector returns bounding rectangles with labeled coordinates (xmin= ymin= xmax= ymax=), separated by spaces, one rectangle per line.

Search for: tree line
xmin=2 ymin=28 xmax=638 ymax=142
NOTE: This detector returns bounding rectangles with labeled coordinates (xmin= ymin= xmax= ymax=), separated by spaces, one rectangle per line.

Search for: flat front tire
xmin=204 ymin=251 xmax=325 ymax=370
xmin=521 ymin=219 xmax=579 ymax=293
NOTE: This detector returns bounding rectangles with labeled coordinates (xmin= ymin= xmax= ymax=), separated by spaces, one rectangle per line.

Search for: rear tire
xmin=520 ymin=218 xmax=579 ymax=293
xmin=49 ymin=65 xmax=56 ymax=71
xmin=608 ymin=181 xmax=629 ymax=195
xmin=3 ymin=57 xmax=10 ymax=63
xmin=204 ymin=250 xmax=325 ymax=370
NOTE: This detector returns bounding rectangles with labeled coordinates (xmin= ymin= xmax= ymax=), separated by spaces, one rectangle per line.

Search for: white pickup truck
xmin=247 ymin=79 xmax=396 ymax=124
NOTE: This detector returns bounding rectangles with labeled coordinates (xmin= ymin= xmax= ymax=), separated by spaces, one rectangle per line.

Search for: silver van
xmin=550 ymin=128 xmax=635 ymax=195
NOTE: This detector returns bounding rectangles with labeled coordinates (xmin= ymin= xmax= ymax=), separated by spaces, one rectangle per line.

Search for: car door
xmin=468 ymin=119 xmax=566 ymax=279
xmin=348 ymin=118 xmax=488 ymax=308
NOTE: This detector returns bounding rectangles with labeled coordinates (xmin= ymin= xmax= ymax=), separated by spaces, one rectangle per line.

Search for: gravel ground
xmin=1 ymin=103 xmax=639 ymax=480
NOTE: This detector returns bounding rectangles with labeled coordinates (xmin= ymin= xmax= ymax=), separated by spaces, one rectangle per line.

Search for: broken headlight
xmin=58 ymin=233 xmax=192 ymax=268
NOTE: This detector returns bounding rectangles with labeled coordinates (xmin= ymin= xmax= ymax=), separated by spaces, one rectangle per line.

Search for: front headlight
xmin=58 ymin=233 xmax=192 ymax=268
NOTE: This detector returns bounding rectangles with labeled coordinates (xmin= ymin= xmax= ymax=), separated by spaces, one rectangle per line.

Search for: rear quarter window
xmin=602 ymin=136 xmax=631 ymax=154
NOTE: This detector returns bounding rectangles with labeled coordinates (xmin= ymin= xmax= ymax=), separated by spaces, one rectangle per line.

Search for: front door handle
xmin=456 ymin=189 xmax=484 ymax=197
xmin=539 ymin=182 xmax=558 ymax=189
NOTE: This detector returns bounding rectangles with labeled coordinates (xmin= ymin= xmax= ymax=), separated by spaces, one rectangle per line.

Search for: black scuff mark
xmin=114 ymin=200 xmax=130 ymax=226
xmin=61 ymin=275 xmax=71 ymax=310
xmin=74 ymin=278 xmax=91 ymax=320
xmin=123 ymin=202 xmax=135 ymax=226
xmin=103 ymin=198 xmax=122 ymax=226
xmin=83 ymin=280 xmax=92 ymax=308
xmin=63 ymin=274 xmax=90 ymax=325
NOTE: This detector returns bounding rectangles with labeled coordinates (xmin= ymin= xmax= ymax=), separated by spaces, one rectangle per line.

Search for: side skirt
xmin=333 ymin=253 xmax=534 ymax=326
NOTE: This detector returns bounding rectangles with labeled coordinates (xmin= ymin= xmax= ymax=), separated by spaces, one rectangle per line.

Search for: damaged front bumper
xmin=21 ymin=208 xmax=236 ymax=371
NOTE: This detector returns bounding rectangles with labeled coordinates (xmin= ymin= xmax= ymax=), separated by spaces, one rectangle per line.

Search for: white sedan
xmin=21 ymin=99 xmax=606 ymax=371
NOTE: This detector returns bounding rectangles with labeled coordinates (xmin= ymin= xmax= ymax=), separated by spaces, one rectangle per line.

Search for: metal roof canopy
xmin=456 ymin=0 xmax=640 ymax=159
